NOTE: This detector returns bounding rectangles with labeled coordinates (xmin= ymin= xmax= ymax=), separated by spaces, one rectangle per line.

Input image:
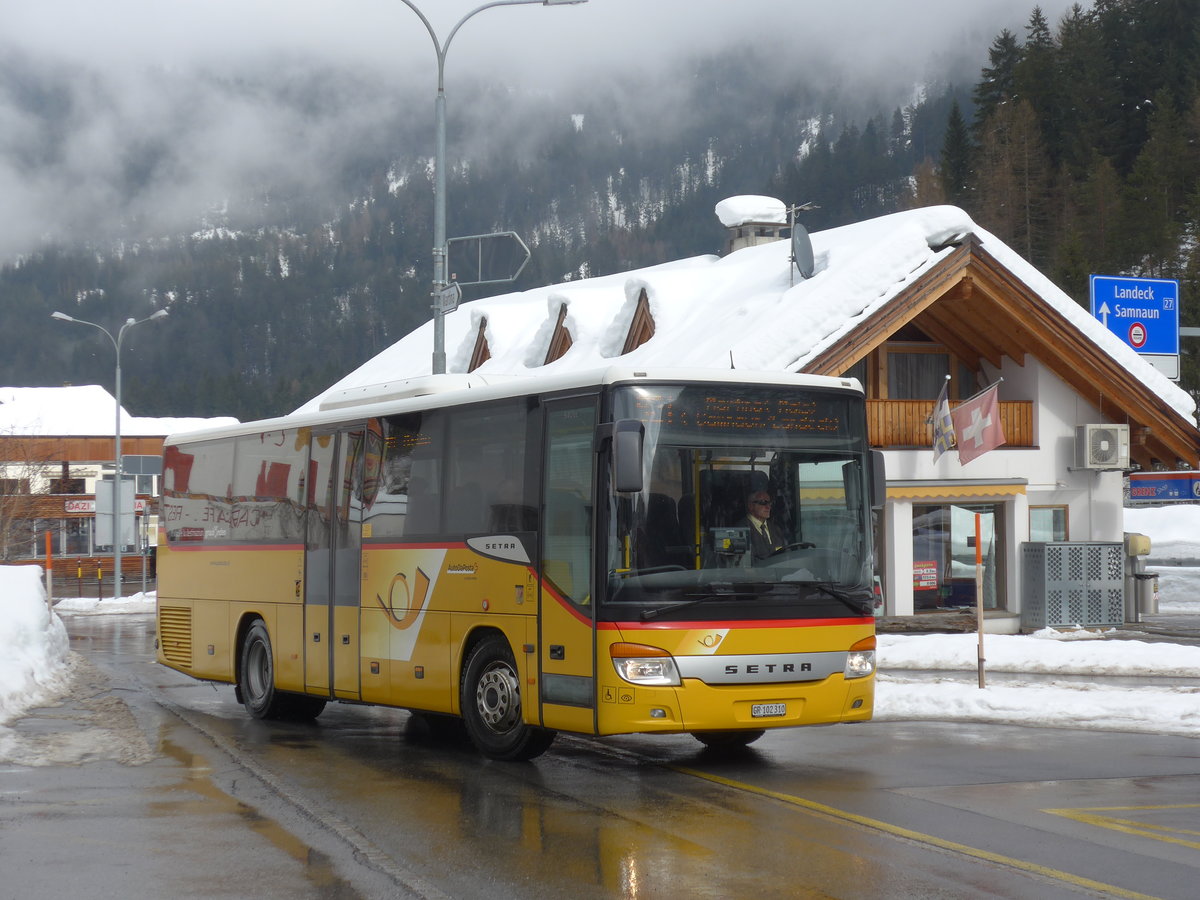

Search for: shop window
xmin=1030 ymin=506 xmax=1068 ymax=542
xmin=63 ymin=518 xmax=92 ymax=555
xmin=912 ymin=503 xmax=1004 ymax=611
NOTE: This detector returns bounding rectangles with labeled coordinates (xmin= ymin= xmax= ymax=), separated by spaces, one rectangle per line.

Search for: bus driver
xmin=739 ymin=490 xmax=783 ymax=560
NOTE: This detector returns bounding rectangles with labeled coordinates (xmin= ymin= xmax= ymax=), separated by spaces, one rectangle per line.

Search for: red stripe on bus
xmin=167 ymin=543 xmax=304 ymax=552
xmin=600 ymin=617 xmax=871 ymax=630
xmin=363 ymin=542 xmax=468 ymax=551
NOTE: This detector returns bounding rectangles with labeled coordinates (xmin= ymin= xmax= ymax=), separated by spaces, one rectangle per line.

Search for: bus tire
xmin=239 ymin=620 xmax=288 ymax=720
xmin=692 ymin=729 xmax=765 ymax=749
xmin=461 ymin=634 xmax=555 ymax=761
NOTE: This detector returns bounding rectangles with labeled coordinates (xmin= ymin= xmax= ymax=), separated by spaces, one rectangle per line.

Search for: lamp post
xmin=51 ymin=309 xmax=168 ymax=599
xmin=397 ymin=0 xmax=588 ymax=374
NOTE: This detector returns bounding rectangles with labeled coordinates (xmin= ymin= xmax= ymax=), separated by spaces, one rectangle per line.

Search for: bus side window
xmin=365 ymin=413 xmax=442 ymax=538
xmin=444 ymin=401 xmax=528 ymax=536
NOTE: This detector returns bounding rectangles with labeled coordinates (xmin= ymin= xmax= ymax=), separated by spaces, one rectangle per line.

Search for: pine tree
xmin=1055 ymin=2 xmax=1111 ymax=176
xmin=973 ymin=29 xmax=1022 ymax=129
xmin=939 ymin=100 xmax=974 ymax=208
xmin=1123 ymin=89 xmax=1194 ymax=274
xmin=1075 ymin=152 xmax=1124 ymax=275
xmin=907 ymin=157 xmax=945 ymax=209
xmin=1015 ymin=7 xmax=1062 ymax=164
xmin=975 ymin=100 xmax=1053 ymax=266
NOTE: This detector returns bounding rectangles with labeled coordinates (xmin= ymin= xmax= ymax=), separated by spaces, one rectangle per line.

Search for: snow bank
xmin=878 ymin=631 xmax=1200 ymax=678
xmin=54 ymin=592 xmax=157 ymax=616
xmin=0 ymin=566 xmax=71 ymax=724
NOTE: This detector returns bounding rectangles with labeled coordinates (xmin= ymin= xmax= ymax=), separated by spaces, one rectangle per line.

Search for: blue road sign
xmin=1090 ymin=275 xmax=1180 ymax=354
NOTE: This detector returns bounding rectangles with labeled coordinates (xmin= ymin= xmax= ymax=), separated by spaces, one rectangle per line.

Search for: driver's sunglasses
xmin=752 ymin=499 xmax=772 ymax=506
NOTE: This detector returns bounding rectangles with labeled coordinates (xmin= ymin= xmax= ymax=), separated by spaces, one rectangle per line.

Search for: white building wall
xmin=878 ymin=355 xmax=1128 ymax=622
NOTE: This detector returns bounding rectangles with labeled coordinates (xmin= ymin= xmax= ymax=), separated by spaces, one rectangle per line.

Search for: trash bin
xmin=1134 ymin=571 xmax=1159 ymax=615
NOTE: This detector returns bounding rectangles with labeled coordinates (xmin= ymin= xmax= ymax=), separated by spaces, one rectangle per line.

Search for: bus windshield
xmin=603 ymin=382 xmax=874 ymax=623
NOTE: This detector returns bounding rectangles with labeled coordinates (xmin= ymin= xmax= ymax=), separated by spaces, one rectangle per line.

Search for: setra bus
xmin=156 ymin=367 xmax=884 ymax=760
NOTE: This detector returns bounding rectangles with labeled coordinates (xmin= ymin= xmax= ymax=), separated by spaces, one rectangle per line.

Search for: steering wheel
xmin=771 ymin=541 xmax=815 ymax=555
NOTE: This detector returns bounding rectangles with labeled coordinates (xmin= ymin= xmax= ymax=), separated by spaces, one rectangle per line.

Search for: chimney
xmin=715 ymin=195 xmax=788 ymax=255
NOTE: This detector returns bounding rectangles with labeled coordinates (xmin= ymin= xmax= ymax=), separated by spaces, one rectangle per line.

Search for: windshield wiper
xmin=640 ymin=590 xmax=759 ymax=621
xmin=809 ymin=582 xmax=871 ymax=616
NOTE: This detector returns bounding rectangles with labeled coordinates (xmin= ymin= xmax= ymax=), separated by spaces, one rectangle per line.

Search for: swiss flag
xmin=951 ymin=384 xmax=1006 ymax=464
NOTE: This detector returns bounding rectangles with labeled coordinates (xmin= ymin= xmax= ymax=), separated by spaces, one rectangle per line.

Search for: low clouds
xmin=0 ymin=0 xmax=1076 ymax=260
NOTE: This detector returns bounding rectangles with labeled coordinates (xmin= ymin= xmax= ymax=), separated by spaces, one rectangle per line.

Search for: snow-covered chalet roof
xmin=300 ymin=205 xmax=1195 ymax=430
xmin=0 ymin=385 xmax=237 ymax=437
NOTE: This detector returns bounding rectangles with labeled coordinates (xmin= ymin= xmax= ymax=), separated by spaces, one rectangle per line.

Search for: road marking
xmin=1043 ymin=804 xmax=1200 ymax=850
xmin=674 ymin=767 xmax=1160 ymax=900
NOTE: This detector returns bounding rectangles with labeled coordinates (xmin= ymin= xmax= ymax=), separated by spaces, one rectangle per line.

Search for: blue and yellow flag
xmin=932 ymin=380 xmax=955 ymax=462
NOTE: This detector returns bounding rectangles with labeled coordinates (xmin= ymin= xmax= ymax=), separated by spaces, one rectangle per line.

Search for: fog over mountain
xmin=1 ymin=0 xmax=1076 ymax=260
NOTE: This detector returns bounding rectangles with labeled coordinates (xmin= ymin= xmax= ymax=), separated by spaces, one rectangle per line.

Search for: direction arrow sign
xmin=447 ymin=231 xmax=531 ymax=287
xmin=1090 ymin=274 xmax=1180 ymax=379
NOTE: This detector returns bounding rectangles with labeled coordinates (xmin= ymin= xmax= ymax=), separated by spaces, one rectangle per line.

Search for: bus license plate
xmin=751 ymin=702 xmax=786 ymax=718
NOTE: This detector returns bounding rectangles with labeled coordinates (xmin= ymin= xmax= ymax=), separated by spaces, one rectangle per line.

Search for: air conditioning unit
xmin=1075 ymin=424 xmax=1130 ymax=470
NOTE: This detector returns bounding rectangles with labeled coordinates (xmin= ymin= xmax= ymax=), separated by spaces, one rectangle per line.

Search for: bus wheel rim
xmin=248 ymin=641 xmax=268 ymax=698
xmin=475 ymin=662 xmax=519 ymax=732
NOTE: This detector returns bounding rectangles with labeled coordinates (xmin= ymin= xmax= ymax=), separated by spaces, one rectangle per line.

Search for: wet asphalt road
xmin=2 ymin=614 xmax=1198 ymax=899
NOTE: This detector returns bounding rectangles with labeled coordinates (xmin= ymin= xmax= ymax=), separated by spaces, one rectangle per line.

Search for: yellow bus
xmin=156 ymin=367 xmax=883 ymax=759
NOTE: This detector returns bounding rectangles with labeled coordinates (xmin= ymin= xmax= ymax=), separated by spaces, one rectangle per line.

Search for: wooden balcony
xmin=867 ymin=400 xmax=1034 ymax=449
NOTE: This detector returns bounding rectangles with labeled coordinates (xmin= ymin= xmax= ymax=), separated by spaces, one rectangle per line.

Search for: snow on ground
xmin=3 ymin=503 xmax=1200 ymax=734
xmin=875 ymin=631 xmax=1200 ymax=738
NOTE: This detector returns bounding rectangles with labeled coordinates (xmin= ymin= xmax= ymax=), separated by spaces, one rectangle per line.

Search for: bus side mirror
xmin=870 ymin=450 xmax=886 ymax=509
xmin=612 ymin=419 xmax=644 ymax=493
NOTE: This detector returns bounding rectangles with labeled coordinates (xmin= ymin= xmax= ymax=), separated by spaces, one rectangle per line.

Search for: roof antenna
xmin=789 ymin=201 xmax=819 ymax=285
xmin=729 ymin=351 xmax=736 ymax=369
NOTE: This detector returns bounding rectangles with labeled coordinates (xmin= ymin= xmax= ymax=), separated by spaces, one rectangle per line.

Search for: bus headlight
xmin=610 ymin=642 xmax=681 ymax=686
xmin=844 ymin=636 xmax=876 ymax=679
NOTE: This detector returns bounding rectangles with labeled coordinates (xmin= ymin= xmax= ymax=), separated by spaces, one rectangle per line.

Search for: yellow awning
xmin=887 ymin=480 xmax=1026 ymax=500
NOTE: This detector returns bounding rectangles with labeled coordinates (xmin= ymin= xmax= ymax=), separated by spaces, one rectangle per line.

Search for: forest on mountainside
xmin=2 ymin=0 xmax=1199 ymax=421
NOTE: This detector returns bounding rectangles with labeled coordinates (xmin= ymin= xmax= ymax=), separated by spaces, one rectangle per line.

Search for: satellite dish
xmin=791 ymin=223 xmax=815 ymax=279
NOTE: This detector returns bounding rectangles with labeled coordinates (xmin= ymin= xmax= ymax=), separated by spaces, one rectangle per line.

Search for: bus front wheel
xmin=461 ymin=635 xmax=555 ymax=761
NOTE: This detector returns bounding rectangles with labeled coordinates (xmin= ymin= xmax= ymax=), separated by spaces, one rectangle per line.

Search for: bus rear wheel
xmin=240 ymin=620 xmax=285 ymax=719
xmin=239 ymin=621 xmax=327 ymax=721
xmin=461 ymin=635 xmax=555 ymax=761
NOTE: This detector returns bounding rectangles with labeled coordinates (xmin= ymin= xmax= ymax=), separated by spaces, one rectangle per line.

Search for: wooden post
xmin=975 ymin=512 xmax=986 ymax=689
xmin=44 ymin=530 xmax=54 ymax=612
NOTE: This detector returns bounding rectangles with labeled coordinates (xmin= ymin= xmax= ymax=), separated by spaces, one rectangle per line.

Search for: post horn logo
xmin=375 ymin=568 xmax=430 ymax=630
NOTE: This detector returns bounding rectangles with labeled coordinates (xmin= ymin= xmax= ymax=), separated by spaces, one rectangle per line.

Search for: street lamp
xmin=397 ymin=0 xmax=588 ymax=374
xmin=51 ymin=308 xmax=169 ymax=599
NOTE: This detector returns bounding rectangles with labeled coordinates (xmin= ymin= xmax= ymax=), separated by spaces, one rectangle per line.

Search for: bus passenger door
xmin=538 ymin=399 xmax=598 ymax=734
xmin=304 ymin=427 xmax=364 ymax=700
